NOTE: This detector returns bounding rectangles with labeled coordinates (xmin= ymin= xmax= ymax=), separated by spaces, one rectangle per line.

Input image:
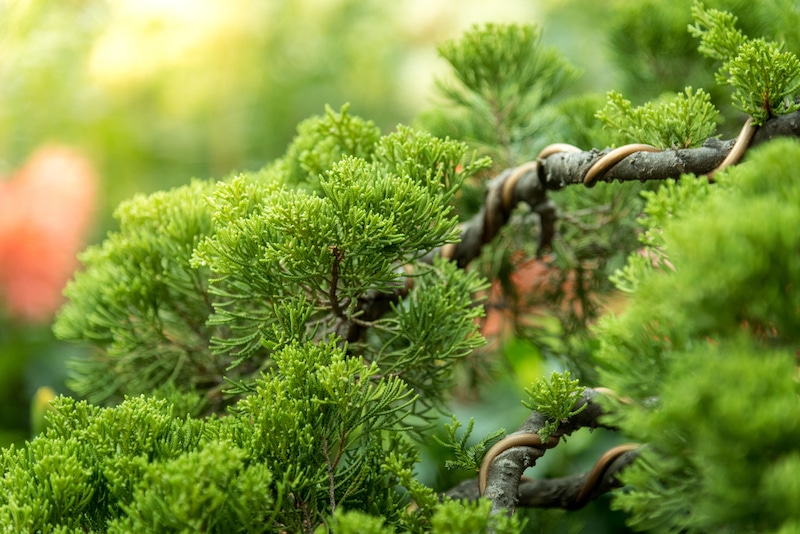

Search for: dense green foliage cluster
xmin=689 ymin=2 xmax=800 ymax=123
xmin=54 ymin=105 xmax=491 ymax=419
xmin=596 ymin=88 xmax=719 ymax=148
xmin=0 ymin=341 xmax=505 ymax=533
xmin=3 ymin=1 xmax=800 ymax=532
xmin=597 ymin=139 xmax=800 ymax=533
xmin=523 ymin=371 xmax=586 ymax=442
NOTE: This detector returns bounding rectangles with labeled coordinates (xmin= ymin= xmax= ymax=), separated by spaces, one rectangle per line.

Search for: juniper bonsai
xmin=3 ymin=2 xmax=800 ymax=533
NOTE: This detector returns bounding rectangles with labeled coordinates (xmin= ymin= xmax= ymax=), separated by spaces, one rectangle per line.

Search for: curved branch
xmin=444 ymin=445 xmax=639 ymax=509
xmin=440 ymin=111 xmax=800 ymax=268
xmin=479 ymin=388 xmax=616 ymax=515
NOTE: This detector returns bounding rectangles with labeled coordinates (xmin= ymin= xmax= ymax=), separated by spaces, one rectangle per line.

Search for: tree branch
xmin=351 ymin=111 xmax=800 ymax=344
xmin=444 ymin=446 xmax=639 ymax=509
xmin=437 ymin=389 xmax=637 ymax=516
xmin=479 ymin=388 xmax=616 ymax=515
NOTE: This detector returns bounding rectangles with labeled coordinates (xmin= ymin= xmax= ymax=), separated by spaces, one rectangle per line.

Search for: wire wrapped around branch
xmin=476 ymin=388 xmax=630 ymax=515
xmin=444 ymin=444 xmax=639 ymax=510
xmin=353 ymin=111 xmax=800 ymax=339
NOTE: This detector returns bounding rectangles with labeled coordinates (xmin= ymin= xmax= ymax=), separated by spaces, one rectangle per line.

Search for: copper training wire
xmin=478 ymin=433 xmax=560 ymax=496
xmin=571 ymin=443 xmax=639 ymax=507
xmin=706 ymin=117 xmax=757 ymax=178
xmin=582 ymin=144 xmax=662 ymax=187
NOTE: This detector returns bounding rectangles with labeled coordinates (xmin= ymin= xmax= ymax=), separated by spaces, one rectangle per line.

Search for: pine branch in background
xmin=423 ymin=23 xmax=580 ymax=168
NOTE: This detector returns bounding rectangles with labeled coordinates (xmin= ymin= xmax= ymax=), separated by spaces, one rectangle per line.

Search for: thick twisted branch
xmin=441 ymin=112 xmax=790 ymax=267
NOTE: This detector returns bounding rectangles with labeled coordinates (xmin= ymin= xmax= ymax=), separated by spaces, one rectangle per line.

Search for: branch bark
xmin=481 ymin=388 xmax=623 ymax=514
xmin=444 ymin=447 xmax=639 ymax=509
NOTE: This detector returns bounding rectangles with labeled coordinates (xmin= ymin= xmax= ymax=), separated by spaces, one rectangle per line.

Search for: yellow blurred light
xmin=88 ymin=0 xmax=255 ymax=89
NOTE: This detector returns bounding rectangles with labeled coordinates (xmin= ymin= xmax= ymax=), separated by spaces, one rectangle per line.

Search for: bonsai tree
xmin=2 ymin=2 xmax=799 ymax=532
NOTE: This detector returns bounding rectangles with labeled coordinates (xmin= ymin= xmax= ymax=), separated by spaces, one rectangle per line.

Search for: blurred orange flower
xmin=0 ymin=146 xmax=97 ymax=323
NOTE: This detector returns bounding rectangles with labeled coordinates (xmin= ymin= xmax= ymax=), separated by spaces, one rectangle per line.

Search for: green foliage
xmin=0 ymin=340 xmax=424 ymax=532
xmin=108 ymin=443 xmax=275 ymax=533
xmin=421 ymin=22 xmax=580 ymax=167
xmin=320 ymin=508 xmax=395 ymax=534
xmin=609 ymin=175 xmax=712 ymax=293
xmin=55 ymin=107 xmax=489 ymax=416
xmin=688 ymin=2 xmax=746 ymax=60
xmin=605 ymin=0 xmax=800 ymax=134
xmin=54 ymin=180 xmax=223 ymax=407
xmin=523 ymin=371 xmax=586 ymax=442
xmin=46 ymin=102 xmax=501 ymax=530
xmin=690 ymin=2 xmax=800 ymax=123
xmin=605 ymin=0 xmax=718 ymax=105
xmin=279 ymin=104 xmax=383 ymax=191
xmin=613 ymin=340 xmax=800 ymax=534
xmin=596 ymin=139 xmax=800 ymax=531
xmin=429 ymin=499 xmax=525 ymax=534
xmin=369 ymin=258 xmax=488 ymax=415
xmin=435 ymin=416 xmax=505 ymax=472
xmin=17 ymin=3 xmax=800 ymax=532
xmin=596 ymin=87 xmax=719 ymax=148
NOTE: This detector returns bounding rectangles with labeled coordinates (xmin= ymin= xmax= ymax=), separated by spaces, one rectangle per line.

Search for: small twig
xmin=321 ymin=437 xmax=338 ymax=514
xmin=328 ymin=246 xmax=345 ymax=319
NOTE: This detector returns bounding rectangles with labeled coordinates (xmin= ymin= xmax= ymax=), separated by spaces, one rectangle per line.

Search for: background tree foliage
xmin=2 ymin=0 xmax=800 ymax=532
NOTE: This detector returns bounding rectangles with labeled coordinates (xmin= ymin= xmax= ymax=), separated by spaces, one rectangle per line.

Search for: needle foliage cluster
xmin=596 ymin=138 xmax=800 ymax=533
xmin=596 ymin=87 xmax=719 ymax=149
xmin=689 ymin=1 xmax=800 ymax=124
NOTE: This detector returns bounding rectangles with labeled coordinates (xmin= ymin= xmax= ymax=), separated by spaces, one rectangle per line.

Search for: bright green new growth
xmin=596 ymin=87 xmax=719 ymax=148
xmin=0 ymin=340 xmax=424 ymax=533
xmin=523 ymin=371 xmax=586 ymax=442
xmin=689 ymin=2 xmax=800 ymax=124
xmin=278 ymin=103 xmax=383 ymax=191
xmin=435 ymin=416 xmax=505 ymax=472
